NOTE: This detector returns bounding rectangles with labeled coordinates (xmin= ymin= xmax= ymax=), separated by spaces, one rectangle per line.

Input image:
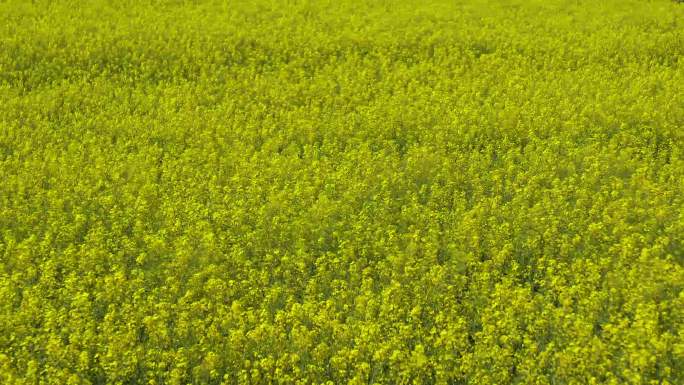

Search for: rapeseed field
xmin=1 ymin=0 xmax=683 ymax=384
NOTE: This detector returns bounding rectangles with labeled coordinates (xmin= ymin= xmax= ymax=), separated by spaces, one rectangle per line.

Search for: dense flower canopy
xmin=1 ymin=0 xmax=683 ymax=384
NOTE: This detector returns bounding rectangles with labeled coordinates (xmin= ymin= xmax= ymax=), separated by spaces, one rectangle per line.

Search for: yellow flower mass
xmin=1 ymin=0 xmax=683 ymax=384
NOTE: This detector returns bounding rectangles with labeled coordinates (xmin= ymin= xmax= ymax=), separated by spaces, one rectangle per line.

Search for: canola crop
xmin=1 ymin=1 xmax=683 ymax=384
